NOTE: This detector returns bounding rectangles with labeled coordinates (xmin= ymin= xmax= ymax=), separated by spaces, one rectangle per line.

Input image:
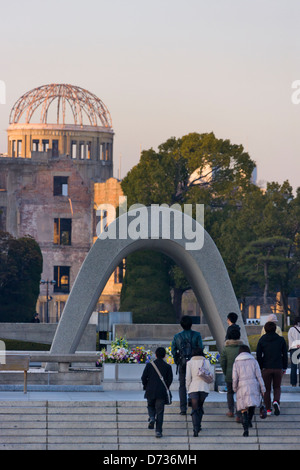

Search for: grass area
xmin=0 ymin=333 xmax=101 ymax=352
xmin=0 ymin=338 xmax=50 ymax=351
xmin=248 ymin=332 xmax=288 ymax=352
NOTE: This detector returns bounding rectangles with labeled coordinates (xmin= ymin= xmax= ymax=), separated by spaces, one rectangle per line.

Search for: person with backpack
xmin=171 ymin=315 xmax=203 ymax=415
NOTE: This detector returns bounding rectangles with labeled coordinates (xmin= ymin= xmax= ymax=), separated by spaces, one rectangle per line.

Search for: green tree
xmin=120 ymin=132 xmax=257 ymax=322
xmin=120 ymin=250 xmax=175 ymax=323
xmin=0 ymin=232 xmax=43 ymax=322
xmin=230 ymin=181 xmax=300 ymax=327
xmin=237 ymin=237 xmax=292 ymax=306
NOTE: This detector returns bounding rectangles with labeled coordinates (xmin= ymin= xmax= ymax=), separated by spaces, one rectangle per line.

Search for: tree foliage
xmin=218 ymin=181 xmax=300 ymax=326
xmin=120 ymin=250 xmax=175 ymax=323
xmin=120 ymin=132 xmax=257 ymax=322
xmin=0 ymin=232 xmax=43 ymax=322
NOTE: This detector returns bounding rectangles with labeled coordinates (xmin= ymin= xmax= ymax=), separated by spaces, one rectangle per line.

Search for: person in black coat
xmin=141 ymin=347 xmax=173 ymax=438
xmin=256 ymin=321 xmax=288 ymax=416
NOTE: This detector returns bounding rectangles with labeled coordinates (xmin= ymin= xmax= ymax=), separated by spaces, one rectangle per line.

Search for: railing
xmin=2 ymin=351 xmax=99 ymax=373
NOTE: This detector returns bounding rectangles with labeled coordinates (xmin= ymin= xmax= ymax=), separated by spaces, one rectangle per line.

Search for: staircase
xmin=0 ymin=400 xmax=299 ymax=450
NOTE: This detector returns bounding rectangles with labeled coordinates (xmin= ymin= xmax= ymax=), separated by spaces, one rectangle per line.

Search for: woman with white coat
xmin=185 ymin=347 xmax=211 ymax=436
xmin=232 ymin=345 xmax=266 ymax=437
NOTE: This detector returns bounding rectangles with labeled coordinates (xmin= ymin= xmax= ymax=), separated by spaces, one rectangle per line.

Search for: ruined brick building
xmin=0 ymin=84 xmax=123 ymax=322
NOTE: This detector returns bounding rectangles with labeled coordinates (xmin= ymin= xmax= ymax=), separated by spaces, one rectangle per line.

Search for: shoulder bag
xmin=260 ymin=398 xmax=267 ymax=419
xmin=197 ymin=358 xmax=214 ymax=384
xmin=151 ymin=362 xmax=172 ymax=405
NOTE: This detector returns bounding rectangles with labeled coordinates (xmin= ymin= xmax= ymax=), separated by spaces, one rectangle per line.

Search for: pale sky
xmin=1 ymin=0 xmax=300 ymax=191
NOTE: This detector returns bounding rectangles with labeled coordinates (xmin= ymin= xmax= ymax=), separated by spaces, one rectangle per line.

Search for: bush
xmin=0 ymin=338 xmax=50 ymax=351
xmin=247 ymin=332 xmax=288 ymax=352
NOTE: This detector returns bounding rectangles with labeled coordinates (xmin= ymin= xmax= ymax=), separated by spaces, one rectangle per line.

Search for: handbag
xmin=151 ymin=361 xmax=172 ymax=405
xmin=197 ymin=359 xmax=214 ymax=384
xmin=260 ymin=398 xmax=267 ymax=419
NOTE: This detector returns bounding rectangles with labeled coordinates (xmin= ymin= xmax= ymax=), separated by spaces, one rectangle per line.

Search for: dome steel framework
xmin=9 ymin=84 xmax=112 ymax=128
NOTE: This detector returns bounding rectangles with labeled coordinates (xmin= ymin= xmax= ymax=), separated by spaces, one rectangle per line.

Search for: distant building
xmin=0 ymin=84 xmax=123 ymax=322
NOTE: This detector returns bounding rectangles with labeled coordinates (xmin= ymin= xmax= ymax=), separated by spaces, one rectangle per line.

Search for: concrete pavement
xmin=0 ymin=387 xmax=299 ymax=402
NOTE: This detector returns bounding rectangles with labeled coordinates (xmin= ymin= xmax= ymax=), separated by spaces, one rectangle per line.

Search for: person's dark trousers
xmin=290 ymin=350 xmax=299 ymax=386
xmin=189 ymin=391 xmax=208 ymax=432
xmin=248 ymin=406 xmax=255 ymax=427
xmin=262 ymin=368 xmax=283 ymax=410
xmin=178 ymin=365 xmax=187 ymax=412
xmin=147 ymin=398 xmax=165 ymax=433
xmin=226 ymin=381 xmax=235 ymax=414
xmin=226 ymin=381 xmax=242 ymax=419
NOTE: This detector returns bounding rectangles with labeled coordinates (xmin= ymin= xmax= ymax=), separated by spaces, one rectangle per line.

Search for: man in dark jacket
xmin=171 ymin=315 xmax=203 ymax=414
xmin=256 ymin=321 xmax=288 ymax=416
xmin=141 ymin=347 xmax=173 ymax=438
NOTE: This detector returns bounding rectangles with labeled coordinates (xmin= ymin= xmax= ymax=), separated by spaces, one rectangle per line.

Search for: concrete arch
xmin=50 ymin=206 xmax=248 ymax=355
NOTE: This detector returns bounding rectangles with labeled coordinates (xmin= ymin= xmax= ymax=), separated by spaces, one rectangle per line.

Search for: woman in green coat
xmin=220 ymin=329 xmax=244 ymax=419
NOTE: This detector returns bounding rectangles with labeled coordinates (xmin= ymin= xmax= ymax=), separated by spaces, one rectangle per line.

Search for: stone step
xmin=0 ymin=400 xmax=299 ymax=450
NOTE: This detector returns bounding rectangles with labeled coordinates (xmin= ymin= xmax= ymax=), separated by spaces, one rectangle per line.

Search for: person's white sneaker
xmin=273 ymin=401 xmax=280 ymax=416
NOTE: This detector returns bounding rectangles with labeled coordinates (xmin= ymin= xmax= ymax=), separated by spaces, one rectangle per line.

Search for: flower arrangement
xmin=128 ymin=346 xmax=152 ymax=364
xmin=97 ymin=337 xmax=152 ymax=365
xmin=164 ymin=343 xmax=219 ymax=365
xmin=165 ymin=345 xmax=175 ymax=365
xmin=96 ymin=337 xmax=219 ymax=366
xmin=111 ymin=337 xmax=129 ymax=350
xmin=203 ymin=349 xmax=220 ymax=365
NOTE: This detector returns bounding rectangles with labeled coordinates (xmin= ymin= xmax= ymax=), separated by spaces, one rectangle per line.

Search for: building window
xmin=100 ymin=143 xmax=106 ymax=160
xmin=0 ymin=173 xmax=6 ymax=191
xmin=71 ymin=141 xmax=77 ymax=159
xmin=54 ymin=218 xmax=72 ymax=245
xmin=32 ymin=140 xmax=39 ymax=151
xmin=42 ymin=139 xmax=49 ymax=152
xmin=53 ymin=176 xmax=68 ymax=196
xmin=0 ymin=207 xmax=6 ymax=231
xmin=11 ymin=140 xmax=16 ymax=157
xmin=54 ymin=266 xmax=70 ymax=293
xmin=52 ymin=140 xmax=59 ymax=157
xmin=79 ymin=142 xmax=85 ymax=159
xmin=87 ymin=142 xmax=91 ymax=159
xmin=94 ymin=209 xmax=108 ymax=237
xmin=17 ymin=140 xmax=22 ymax=157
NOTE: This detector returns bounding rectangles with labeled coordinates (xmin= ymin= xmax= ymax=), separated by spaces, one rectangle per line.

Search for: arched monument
xmin=50 ymin=205 xmax=248 ymax=354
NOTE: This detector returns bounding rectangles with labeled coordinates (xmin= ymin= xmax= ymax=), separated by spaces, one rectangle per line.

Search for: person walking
xmin=185 ymin=347 xmax=211 ymax=436
xmin=232 ymin=345 xmax=266 ymax=437
xmin=220 ymin=328 xmax=244 ymax=420
xmin=225 ymin=312 xmax=241 ymax=340
xmin=287 ymin=316 xmax=300 ymax=387
xmin=171 ymin=315 xmax=203 ymax=415
xmin=256 ymin=321 xmax=288 ymax=416
xmin=141 ymin=347 xmax=173 ymax=438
